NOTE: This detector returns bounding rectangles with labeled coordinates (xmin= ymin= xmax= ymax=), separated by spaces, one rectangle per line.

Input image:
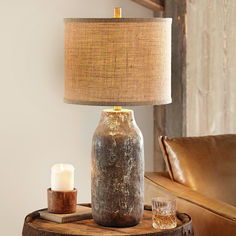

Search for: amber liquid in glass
xmin=152 ymin=212 xmax=177 ymax=229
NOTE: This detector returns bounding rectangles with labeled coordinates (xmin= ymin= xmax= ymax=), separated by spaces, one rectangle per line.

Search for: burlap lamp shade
xmin=64 ymin=16 xmax=172 ymax=228
xmin=64 ymin=18 xmax=172 ymax=106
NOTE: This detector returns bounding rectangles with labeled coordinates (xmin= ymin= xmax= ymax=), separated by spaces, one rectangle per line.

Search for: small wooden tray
xmin=39 ymin=205 xmax=92 ymax=223
xmin=23 ymin=204 xmax=193 ymax=236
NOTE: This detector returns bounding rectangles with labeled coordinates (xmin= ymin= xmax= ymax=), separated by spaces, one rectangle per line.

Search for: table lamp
xmin=64 ymin=8 xmax=172 ymax=227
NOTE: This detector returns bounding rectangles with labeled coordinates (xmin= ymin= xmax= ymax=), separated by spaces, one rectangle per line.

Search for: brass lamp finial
xmin=114 ymin=8 xmax=122 ymax=18
xmin=114 ymin=106 xmax=122 ymax=111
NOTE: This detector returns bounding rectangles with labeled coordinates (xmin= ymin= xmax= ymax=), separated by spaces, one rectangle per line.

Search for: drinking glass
xmin=152 ymin=197 xmax=177 ymax=230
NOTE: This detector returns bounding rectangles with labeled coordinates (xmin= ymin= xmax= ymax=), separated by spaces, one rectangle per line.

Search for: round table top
xmin=22 ymin=204 xmax=193 ymax=236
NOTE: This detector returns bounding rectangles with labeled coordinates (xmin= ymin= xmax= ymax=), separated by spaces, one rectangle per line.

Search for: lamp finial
xmin=114 ymin=8 xmax=122 ymax=18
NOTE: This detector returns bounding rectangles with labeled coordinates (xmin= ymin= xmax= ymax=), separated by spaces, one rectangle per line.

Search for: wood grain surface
xmin=186 ymin=0 xmax=236 ymax=136
xmin=153 ymin=0 xmax=187 ymax=171
xmin=47 ymin=188 xmax=77 ymax=214
xmin=22 ymin=204 xmax=193 ymax=236
xmin=39 ymin=205 xmax=92 ymax=223
xmin=132 ymin=0 xmax=164 ymax=11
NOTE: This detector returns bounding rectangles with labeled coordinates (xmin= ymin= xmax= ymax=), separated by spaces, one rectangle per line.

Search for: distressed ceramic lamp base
xmin=64 ymin=9 xmax=172 ymax=228
xmin=47 ymin=188 xmax=77 ymax=214
xmin=91 ymin=107 xmax=144 ymax=227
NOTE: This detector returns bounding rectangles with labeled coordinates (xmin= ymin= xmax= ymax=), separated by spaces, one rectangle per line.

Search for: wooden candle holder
xmin=47 ymin=188 xmax=77 ymax=214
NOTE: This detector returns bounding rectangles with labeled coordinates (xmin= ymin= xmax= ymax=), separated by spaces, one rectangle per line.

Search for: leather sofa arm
xmin=145 ymin=172 xmax=236 ymax=221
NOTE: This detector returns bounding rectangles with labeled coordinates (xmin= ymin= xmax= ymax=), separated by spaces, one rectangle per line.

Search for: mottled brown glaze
xmin=47 ymin=188 xmax=77 ymax=214
xmin=91 ymin=109 xmax=144 ymax=227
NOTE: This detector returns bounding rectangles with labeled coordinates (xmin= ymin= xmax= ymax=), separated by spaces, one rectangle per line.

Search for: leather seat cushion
xmin=159 ymin=134 xmax=236 ymax=206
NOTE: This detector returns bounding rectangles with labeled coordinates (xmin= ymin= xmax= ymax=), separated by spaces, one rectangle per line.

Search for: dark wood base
xmin=47 ymin=188 xmax=77 ymax=214
xmin=22 ymin=204 xmax=194 ymax=236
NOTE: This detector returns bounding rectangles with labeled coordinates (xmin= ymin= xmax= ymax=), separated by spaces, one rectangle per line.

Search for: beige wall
xmin=186 ymin=0 xmax=236 ymax=136
xmin=0 ymin=1 xmax=152 ymax=235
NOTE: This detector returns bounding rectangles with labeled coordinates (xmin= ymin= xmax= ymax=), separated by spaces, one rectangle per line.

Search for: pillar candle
xmin=51 ymin=163 xmax=74 ymax=191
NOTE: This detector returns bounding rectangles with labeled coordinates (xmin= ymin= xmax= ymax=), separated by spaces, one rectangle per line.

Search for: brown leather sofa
xmin=144 ymin=134 xmax=236 ymax=236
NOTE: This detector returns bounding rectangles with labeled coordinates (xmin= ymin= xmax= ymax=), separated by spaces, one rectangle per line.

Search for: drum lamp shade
xmin=64 ymin=18 xmax=172 ymax=106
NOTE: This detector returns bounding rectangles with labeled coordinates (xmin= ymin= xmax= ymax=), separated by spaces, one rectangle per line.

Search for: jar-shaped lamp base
xmin=91 ymin=108 xmax=144 ymax=227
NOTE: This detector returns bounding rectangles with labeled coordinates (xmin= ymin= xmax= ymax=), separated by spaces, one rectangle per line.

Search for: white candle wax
xmin=51 ymin=163 xmax=74 ymax=191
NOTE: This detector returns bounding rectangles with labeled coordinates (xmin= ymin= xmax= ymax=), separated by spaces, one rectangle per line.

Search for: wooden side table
xmin=22 ymin=204 xmax=193 ymax=236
